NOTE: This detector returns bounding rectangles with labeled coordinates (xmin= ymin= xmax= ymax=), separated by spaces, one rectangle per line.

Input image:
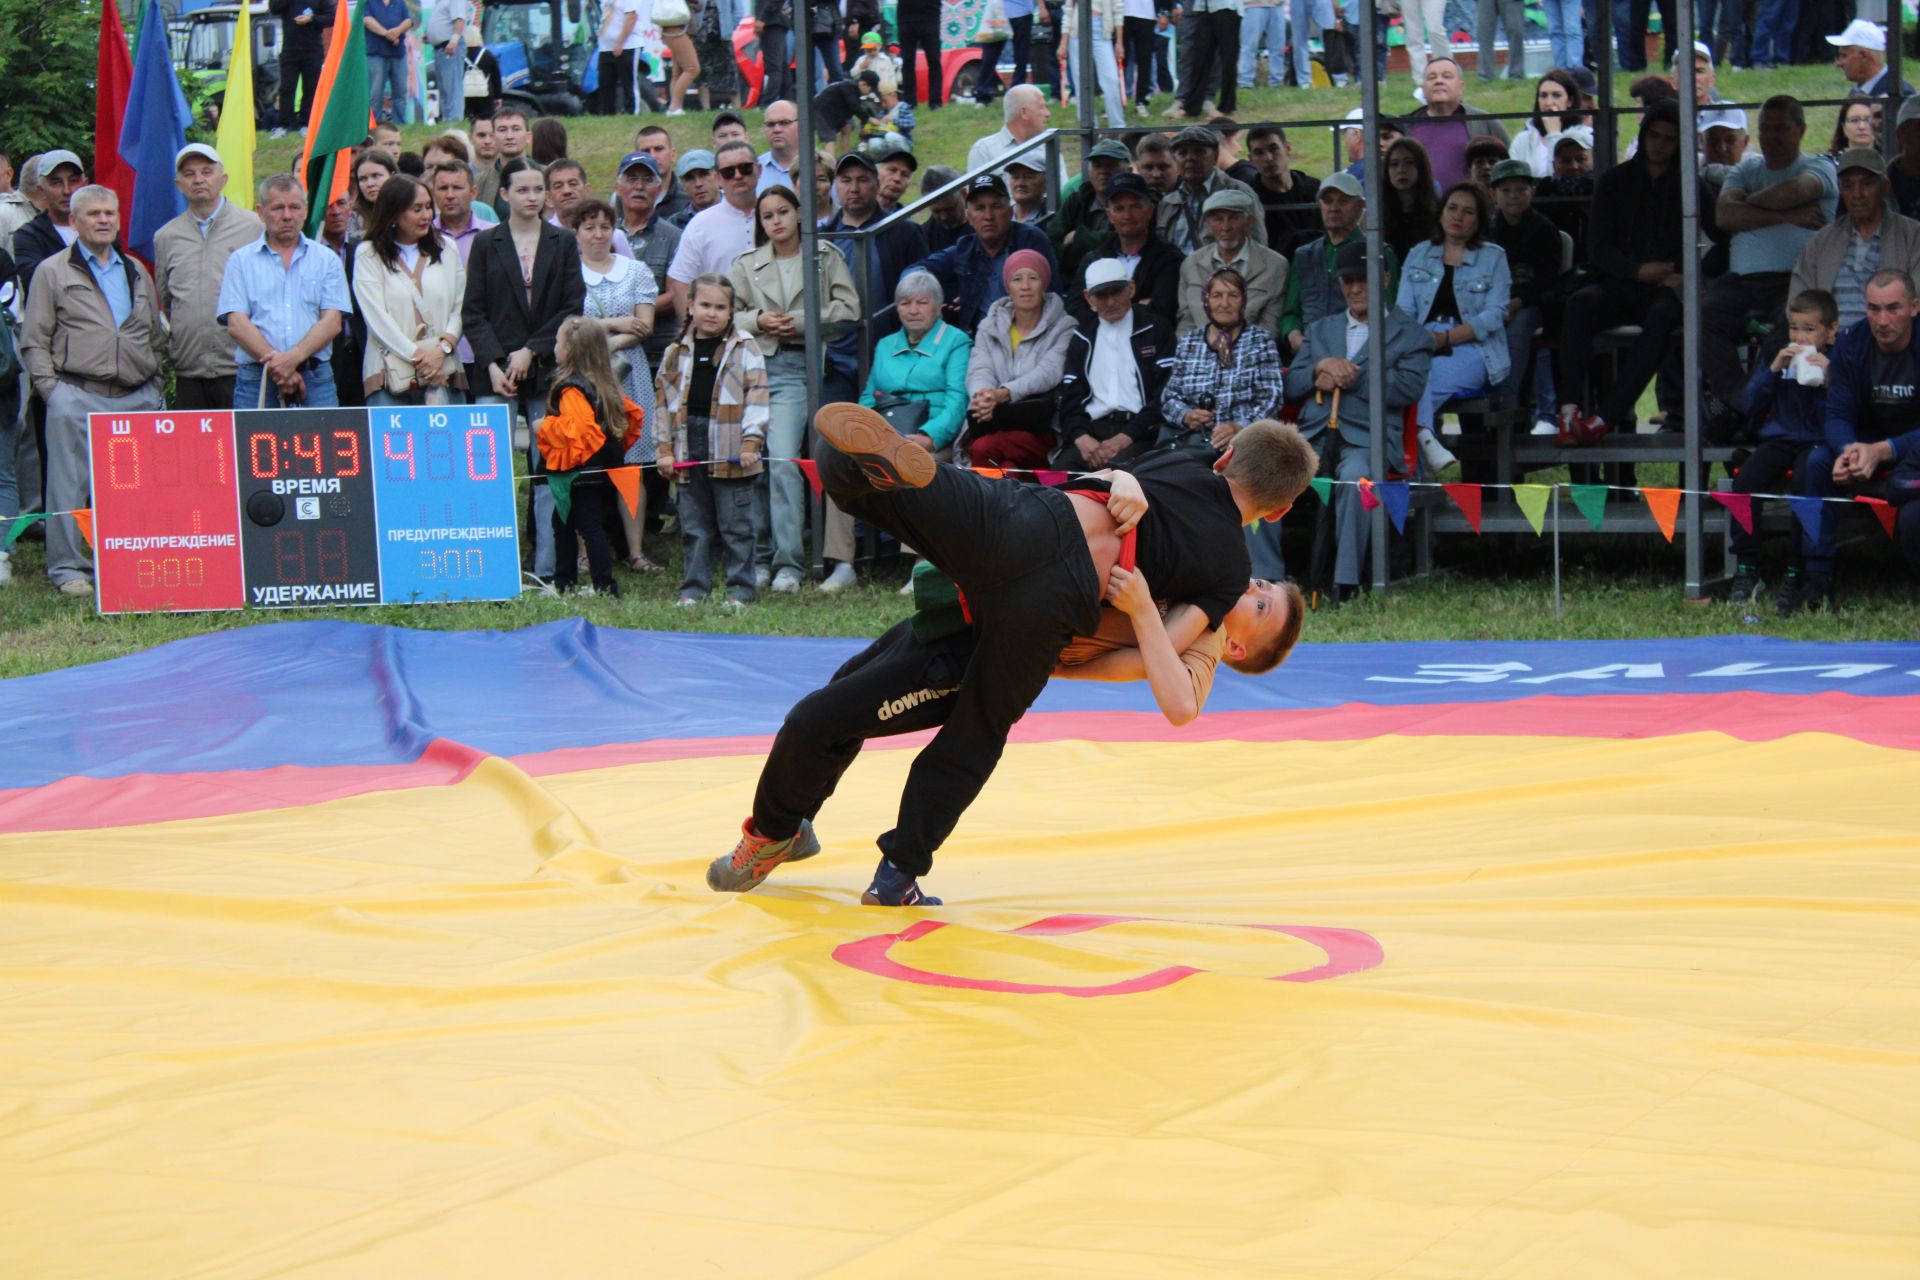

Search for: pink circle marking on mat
xmin=831 ymin=913 xmax=1385 ymax=997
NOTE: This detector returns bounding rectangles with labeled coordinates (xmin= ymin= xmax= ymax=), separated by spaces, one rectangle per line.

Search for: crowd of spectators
xmin=5 ymin=17 xmax=1920 ymax=609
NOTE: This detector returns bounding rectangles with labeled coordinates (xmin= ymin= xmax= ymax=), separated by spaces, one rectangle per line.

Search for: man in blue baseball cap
xmin=668 ymin=149 xmax=719 ymax=230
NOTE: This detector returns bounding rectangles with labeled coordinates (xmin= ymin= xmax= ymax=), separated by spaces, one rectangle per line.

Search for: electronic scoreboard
xmin=88 ymin=404 xmax=520 ymax=615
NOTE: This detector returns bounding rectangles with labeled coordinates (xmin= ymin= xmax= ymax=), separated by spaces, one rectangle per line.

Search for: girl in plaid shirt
xmin=1159 ymin=268 xmax=1287 ymax=456
xmin=656 ymin=275 xmax=771 ymax=607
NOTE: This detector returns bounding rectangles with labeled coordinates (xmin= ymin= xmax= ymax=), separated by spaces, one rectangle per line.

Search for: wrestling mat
xmin=3 ymin=622 xmax=1917 ymax=1278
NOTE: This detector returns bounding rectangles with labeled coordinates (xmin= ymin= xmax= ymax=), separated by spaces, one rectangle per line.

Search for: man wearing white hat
xmin=152 ymin=144 xmax=263 ymax=412
xmin=1829 ymin=19 xmax=1915 ymax=100
xmin=1054 ymin=257 xmax=1175 ymax=469
xmin=1673 ymin=41 xmax=1751 ymax=134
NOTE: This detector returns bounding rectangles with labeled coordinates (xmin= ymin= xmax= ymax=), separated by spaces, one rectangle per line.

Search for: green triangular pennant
xmin=1512 ymin=484 xmax=1552 ymax=535
xmin=547 ymin=471 xmax=575 ymax=524
xmin=1309 ymin=477 xmax=1333 ymax=505
xmin=1569 ymin=483 xmax=1608 ymax=531
xmin=4 ymin=512 xmax=42 ymax=549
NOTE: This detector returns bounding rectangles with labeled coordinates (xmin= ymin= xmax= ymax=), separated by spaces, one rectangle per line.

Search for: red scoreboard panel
xmin=89 ymin=411 xmax=246 ymax=614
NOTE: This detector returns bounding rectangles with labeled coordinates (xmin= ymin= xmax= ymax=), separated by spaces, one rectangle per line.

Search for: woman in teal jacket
xmin=859 ymin=270 xmax=973 ymax=454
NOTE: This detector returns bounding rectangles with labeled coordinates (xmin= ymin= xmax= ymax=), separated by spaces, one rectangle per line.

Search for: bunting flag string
xmin=1441 ymin=483 xmax=1483 ymax=533
xmin=1356 ymin=477 xmax=1380 ymax=512
xmin=1854 ymin=494 xmax=1898 ymax=538
xmin=1513 ymin=485 xmax=1552 ymax=535
xmin=1377 ymin=481 xmax=1411 ymax=534
xmin=1710 ymin=490 xmax=1755 ymax=534
xmin=795 ymin=459 xmax=823 ymax=499
xmin=1569 ymin=483 xmax=1608 ymax=532
xmin=607 ymin=466 xmax=642 ymax=520
xmin=1640 ymin=488 xmax=1682 ymax=543
xmin=73 ymin=509 xmax=94 ymax=551
xmin=1308 ymin=476 xmax=1333 ymax=506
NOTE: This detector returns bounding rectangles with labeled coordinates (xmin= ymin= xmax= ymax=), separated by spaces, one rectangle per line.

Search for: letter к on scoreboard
xmin=88 ymin=405 xmax=521 ymax=614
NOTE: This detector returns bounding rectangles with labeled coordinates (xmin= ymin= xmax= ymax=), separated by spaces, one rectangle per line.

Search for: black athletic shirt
xmin=1085 ymin=450 xmax=1250 ymax=630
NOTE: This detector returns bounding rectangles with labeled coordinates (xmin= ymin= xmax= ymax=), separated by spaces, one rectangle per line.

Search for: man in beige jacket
xmin=20 ymin=185 xmax=165 ymax=596
xmin=152 ymin=144 xmax=263 ymax=412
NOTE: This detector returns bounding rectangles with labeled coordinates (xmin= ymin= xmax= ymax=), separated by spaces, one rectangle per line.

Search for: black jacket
xmin=1889 ymin=435 xmax=1920 ymax=509
xmin=12 ymin=213 xmax=69 ymax=302
xmin=269 ymin=0 xmax=337 ymax=59
xmin=461 ymin=221 xmax=586 ymax=396
xmin=1588 ymin=153 xmax=1722 ymax=285
xmin=1066 ymin=231 xmax=1184 ymax=328
xmin=1056 ymin=305 xmax=1176 ymax=447
xmin=1491 ymin=207 xmax=1566 ymax=310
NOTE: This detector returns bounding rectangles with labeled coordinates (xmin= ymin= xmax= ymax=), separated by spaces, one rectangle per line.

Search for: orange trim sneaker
xmin=707 ymin=818 xmax=822 ymax=892
xmin=813 ymin=403 xmax=936 ymax=491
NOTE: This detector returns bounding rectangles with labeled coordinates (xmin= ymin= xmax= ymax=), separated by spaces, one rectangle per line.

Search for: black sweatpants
xmin=895 ymin=11 xmax=944 ymax=106
xmin=172 ymin=376 xmax=236 ymax=413
xmin=279 ymin=55 xmax=324 ymax=129
xmin=764 ymin=444 xmax=1102 ymax=877
xmin=1556 ymin=278 xmax=1685 ymax=427
xmin=552 ymin=477 xmax=619 ymax=593
xmin=1729 ymin=435 xmax=1818 ymax=568
xmin=1898 ymin=501 xmax=1920 ymax=576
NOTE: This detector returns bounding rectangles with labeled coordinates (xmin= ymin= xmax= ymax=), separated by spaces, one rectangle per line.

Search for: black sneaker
xmin=1727 ymin=565 xmax=1764 ymax=605
xmin=1798 ymin=572 xmax=1836 ymax=615
xmin=1774 ymin=568 xmax=1805 ymax=616
xmin=860 ymin=857 xmax=942 ymax=906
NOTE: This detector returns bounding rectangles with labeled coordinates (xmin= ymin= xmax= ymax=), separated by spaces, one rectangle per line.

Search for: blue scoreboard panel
xmin=92 ymin=405 xmax=521 ymax=614
xmin=368 ymin=403 xmax=522 ymax=603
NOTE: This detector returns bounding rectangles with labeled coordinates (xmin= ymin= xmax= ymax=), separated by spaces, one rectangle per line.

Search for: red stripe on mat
xmin=5 ymin=692 xmax=1914 ymax=834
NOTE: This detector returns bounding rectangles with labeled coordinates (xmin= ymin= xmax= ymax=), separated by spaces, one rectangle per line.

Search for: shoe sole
xmin=859 ymin=888 xmax=943 ymax=907
xmin=706 ymin=819 xmax=821 ymax=892
xmin=814 ymin=404 xmax=935 ymax=491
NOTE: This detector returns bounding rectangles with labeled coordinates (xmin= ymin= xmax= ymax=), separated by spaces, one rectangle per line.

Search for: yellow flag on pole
xmin=215 ymin=1 xmax=256 ymax=209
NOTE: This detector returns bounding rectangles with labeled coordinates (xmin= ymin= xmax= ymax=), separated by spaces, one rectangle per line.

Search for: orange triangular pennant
xmin=1853 ymin=494 xmax=1898 ymax=539
xmin=1640 ymin=488 xmax=1681 ymax=542
xmin=1441 ymin=483 xmax=1482 ymax=533
xmin=973 ymin=466 xmax=1005 ymax=479
xmin=796 ymin=458 xmax=823 ymax=498
xmin=73 ymin=508 xmax=94 ymax=549
xmin=608 ymin=466 xmax=641 ymax=520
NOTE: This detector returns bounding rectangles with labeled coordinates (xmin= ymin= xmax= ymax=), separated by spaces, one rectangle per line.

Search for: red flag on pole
xmin=96 ymin=0 xmax=136 ymax=221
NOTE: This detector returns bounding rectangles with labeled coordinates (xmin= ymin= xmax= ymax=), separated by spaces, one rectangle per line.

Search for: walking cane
xmin=1306 ymin=387 xmax=1341 ymax=609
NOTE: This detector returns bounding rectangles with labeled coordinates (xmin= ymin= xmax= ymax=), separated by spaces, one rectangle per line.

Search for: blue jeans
xmin=753 ymin=350 xmax=811 ymax=577
xmin=1698 ymin=0 xmax=1744 ymax=63
xmin=368 ymin=53 xmax=410 ymax=124
xmin=1238 ymin=4 xmax=1286 ymax=87
xmin=432 ymin=46 xmax=464 ymax=122
xmin=1068 ymin=15 xmax=1127 ymax=128
xmin=1290 ymin=0 xmax=1336 ymax=86
xmin=1748 ymin=0 xmax=1792 ymax=64
xmin=1543 ymin=0 xmax=1584 ymax=70
xmin=678 ymin=462 xmax=758 ymax=599
xmin=1416 ymin=338 xmax=1492 ymax=436
xmin=233 ymin=360 xmax=339 ymax=409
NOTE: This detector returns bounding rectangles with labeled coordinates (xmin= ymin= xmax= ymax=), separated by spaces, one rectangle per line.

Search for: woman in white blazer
xmin=353 ymin=174 xmax=468 ymax=404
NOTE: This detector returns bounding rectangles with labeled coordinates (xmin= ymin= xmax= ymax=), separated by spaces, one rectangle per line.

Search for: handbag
xmin=652 ymin=0 xmax=691 ymax=28
xmin=976 ymin=0 xmax=1011 ymax=43
xmin=870 ymin=391 xmax=930 ymax=434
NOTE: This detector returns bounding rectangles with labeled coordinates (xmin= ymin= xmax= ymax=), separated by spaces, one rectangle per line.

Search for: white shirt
xmin=966 ymin=127 xmax=1069 ymax=185
xmin=1345 ymin=310 xmax=1368 ymax=360
xmin=547 ymin=211 xmax=635 ymax=258
xmin=1085 ymin=310 xmax=1143 ymax=421
xmin=598 ymin=0 xmax=642 ymax=52
xmin=667 ymin=198 xmax=757 ymax=284
xmin=55 ymin=224 xmax=79 ymax=247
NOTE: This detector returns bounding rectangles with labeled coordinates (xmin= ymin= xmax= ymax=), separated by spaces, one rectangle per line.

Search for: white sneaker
xmin=268 ymin=126 xmax=288 ymax=139
xmin=665 ymin=107 xmax=687 ymax=116
xmin=1136 ymin=101 xmax=1149 ymax=116
xmin=676 ymin=592 xmax=702 ymax=607
xmin=771 ymin=567 xmax=803 ymax=593
xmin=899 ymin=578 xmax=916 ymax=596
xmin=58 ymin=577 xmax=93 ymax=598
xmin=719 ymin=596 xmax=749 ymax=612
xmin=1417 ymin=428 xmax=1458 ymax=474
xmin=1201 ymin=100 xmax=1217 ymax=115
xmin=0 ymin=551 xmax=10 ymax=585
xmin=1531 ymin=417 xmax=1558 ymax=437
xmin=754 ymin=565 xmax=772 ymax=592
xmin=818 ymin=561 xmax=856 ymax=593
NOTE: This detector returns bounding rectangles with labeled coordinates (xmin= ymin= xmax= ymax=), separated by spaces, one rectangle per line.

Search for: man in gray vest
xmin=1277 ymin=172 xmax=1399 ymax=357
xmin=152 ymin=145 xmax=264 ymax=412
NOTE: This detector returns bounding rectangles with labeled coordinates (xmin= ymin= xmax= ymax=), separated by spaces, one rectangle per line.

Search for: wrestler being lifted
xmin=706 ymin=403 xmax=1318 ymax=906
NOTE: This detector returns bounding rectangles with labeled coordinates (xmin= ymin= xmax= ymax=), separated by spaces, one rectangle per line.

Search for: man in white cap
xmin=11 ymin=149 xmax=86 ymax=303
xmin=1055 ymin=257 xmax=1175 ymax=468
xmin=1673 ymin=41 xmax=1750 ymax=135
xmin=1829 ymin=18 xmax=1915 ymax=100
xmin=152 ymin=144 xmax=264 ymax=412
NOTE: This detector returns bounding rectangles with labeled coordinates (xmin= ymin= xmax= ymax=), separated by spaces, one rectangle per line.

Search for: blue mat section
xmin=3 ymin=620 xmax=1917 ymax=789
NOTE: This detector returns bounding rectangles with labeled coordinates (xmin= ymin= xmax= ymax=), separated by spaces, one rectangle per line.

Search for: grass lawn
xmin=5 ymin=62 xmax=1905 ymax=682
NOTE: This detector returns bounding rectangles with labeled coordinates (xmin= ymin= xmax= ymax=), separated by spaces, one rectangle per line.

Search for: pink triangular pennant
xmin=1710 ymin=490 xmax=1753 ymax=534
xmin=1356 ymin=477 xmax=1379 ymax=511
xmin=1034 ymin=469 xmax=1070 ymax=487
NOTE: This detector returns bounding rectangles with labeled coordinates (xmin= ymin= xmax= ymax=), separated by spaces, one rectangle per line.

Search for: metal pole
xmin=1551 ymin=483 xmax=1562 ymax=621
xmin=1890 ymin=4 xmax=1906 ymax=163
xmin=1359 ymin=0 xmax=1388 ymax=594
xmin=796 ymin=5 xmax=825 ymax=574
xmin=1677 ymin=0 xmax=1703 ymax=598
xmin=1077 ymin=0 xmax=1097 ymax=137
xmin=1594 ymin=0 xmax=1615 ymax=169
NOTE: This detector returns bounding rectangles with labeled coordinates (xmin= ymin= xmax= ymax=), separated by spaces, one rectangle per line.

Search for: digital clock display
xmin=89 ymin=406 xmax=521 ymax=614
xmin=370 ymin=404 xmax=521 ymax=602
xmin=89 ymin=411 xmax=246 ymax=614
xmin=237 ymin=408 xmax=383 ymax=608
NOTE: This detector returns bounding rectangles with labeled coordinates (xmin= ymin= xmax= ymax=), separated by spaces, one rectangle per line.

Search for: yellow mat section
xmin=3 ymin=733 xmax=1918 ymax=1277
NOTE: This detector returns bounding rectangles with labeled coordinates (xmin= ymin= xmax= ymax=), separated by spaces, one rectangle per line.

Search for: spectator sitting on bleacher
xmin=1725 ymin=289 xmax=1839 ymax=611
xmin=1176 ymin=189 xmax=1288 ymax=339
xmin=1788 ymin=148 xmax=1920 ymax=337
xmin=1045 ymin=138 xmax=1133 ymax=277
xmin=1464 ymin=135 xmax=1509 ymax=196
xmin=1066 ymin=172 xmax=1184 ymax=327
xmin=1396 ymin=181 xmax=1510 ymax=476
xmin=1700 ymin=118 xmax=1750 ymax=197
xmin=1278 ymin=173 xmax=1399 ymax=357
xmin=1159 ymin=267 xmax=1285 ymax=457
xmin=910 ymin=173 xmax=1062 ymax=334
xmin=1554 ymin=100 xmax=1722 ymax=446
xmin=1157 ymin=127 xmax=1267 ymax=256
xmin=1244 ymin=126 xmax=1322 ymax=254
xmin=962 ymin=249 xmax=1075 ymax=470
xmin=1807 ymin=268 xmax=1920 ymax=612
xmin=1702 ymin=96 xmax=1838 ymax=441
xmin=1133 ymin=134 xmax=1180 ymax=199
xmin=918 ymin=166 xmax=968 ymax=253
xmin=1533 ymin=127 xmax=1595 ymax=263
xmin=1488 ymin=158 xmax=1567 ymax=436
xmin=1890 ymin=97 xmax=1920 ymax=219
xmin=1005 ymin=155 xmax=1052 ymax=225
xmin=1054 ymin=258 xmax=1176 ymax=469
xmin=1281 ymin=239 xmax=1434 ymax=600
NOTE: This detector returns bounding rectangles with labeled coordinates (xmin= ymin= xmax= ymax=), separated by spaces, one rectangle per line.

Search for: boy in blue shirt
xmin=1728 ymin=289 xmax=1837 ymax=608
